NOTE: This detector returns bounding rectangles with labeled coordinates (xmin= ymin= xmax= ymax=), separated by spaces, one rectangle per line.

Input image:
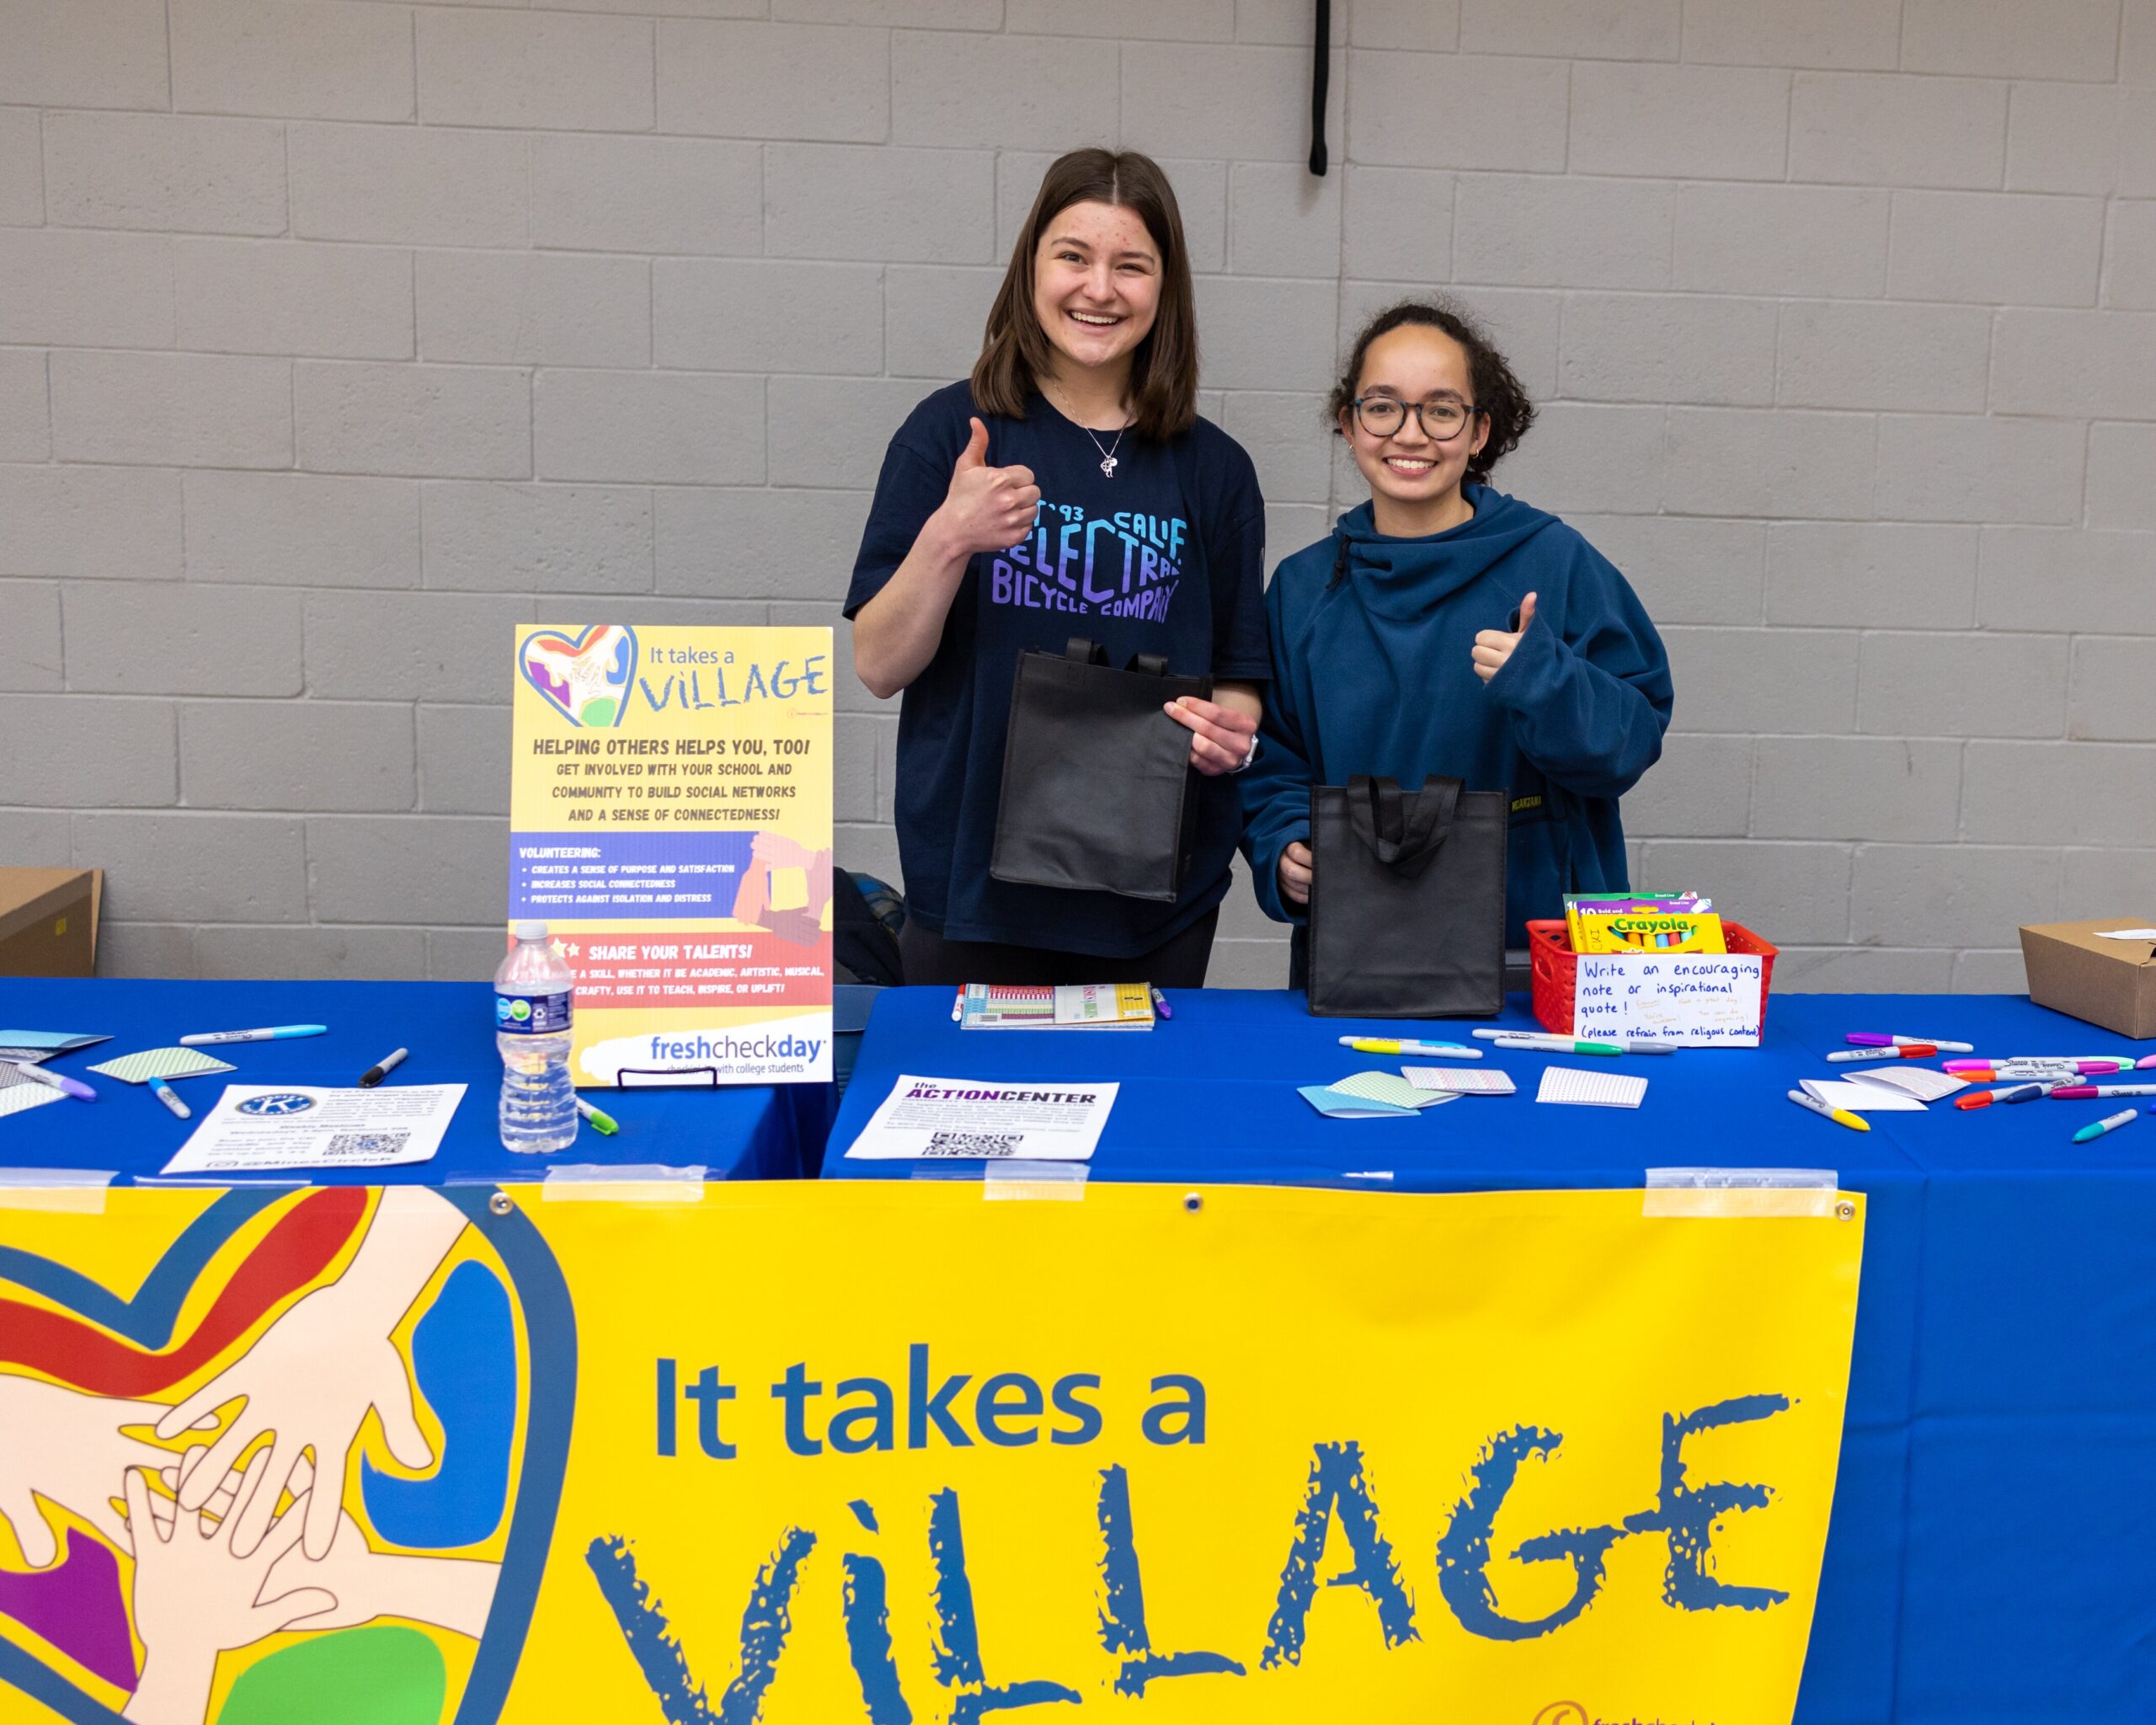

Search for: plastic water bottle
xmin=495 ymin=920 xmax=577 ymax=1153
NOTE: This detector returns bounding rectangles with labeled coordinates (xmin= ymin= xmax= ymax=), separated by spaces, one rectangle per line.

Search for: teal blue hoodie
xmin=1240 ymin=487 xmax=1673 ymax=946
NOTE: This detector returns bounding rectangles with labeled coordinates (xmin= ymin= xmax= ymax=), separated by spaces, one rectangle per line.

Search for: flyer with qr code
xmin=843 ymin=1074 xmax=1118 ymax=1162
xmin=157 ymin=1084 xmax=467 ymax=1177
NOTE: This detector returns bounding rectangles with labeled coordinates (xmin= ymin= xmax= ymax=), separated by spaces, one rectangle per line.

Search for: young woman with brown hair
xmin=1241 ymin=299 xmax=1674 ymax=980
xmin=846 ymin=148 xmax=1267 ymax=987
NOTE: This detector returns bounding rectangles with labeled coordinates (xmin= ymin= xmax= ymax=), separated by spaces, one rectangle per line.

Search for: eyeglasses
xmin=1350 ymin=396 xmax=1478 ymax=441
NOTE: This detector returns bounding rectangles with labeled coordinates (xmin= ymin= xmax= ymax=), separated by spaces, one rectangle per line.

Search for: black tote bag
xmin=1306 ymin=774 xmax=1508 ymax=1017
xmin=990 ymin=638 xmax=1211 ymax=903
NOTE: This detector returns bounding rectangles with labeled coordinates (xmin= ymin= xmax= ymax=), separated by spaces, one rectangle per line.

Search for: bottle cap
xmin=513 ymin=920 xmax=550 ymax=942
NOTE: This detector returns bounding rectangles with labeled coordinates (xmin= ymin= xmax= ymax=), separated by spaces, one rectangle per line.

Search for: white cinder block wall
xmin=3 ymin=0 xmax=2153 ymax=988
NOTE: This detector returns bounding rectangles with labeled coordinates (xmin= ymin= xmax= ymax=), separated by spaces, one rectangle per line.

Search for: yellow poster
xmin=508 ymin=625 xmax=834 ymax=1087
xmin=0 ymin=1181 xmax=1863 ymax=1724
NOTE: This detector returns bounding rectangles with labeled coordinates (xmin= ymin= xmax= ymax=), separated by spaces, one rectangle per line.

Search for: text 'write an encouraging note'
xmin=1571 ymin=953 xmax=1765 ymax=1047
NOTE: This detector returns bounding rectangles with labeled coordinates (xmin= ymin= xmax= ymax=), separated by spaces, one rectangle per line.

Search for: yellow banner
xmin=509 ymin=624 xmax=834 ymax=1086
xmin=0 ymin=1182 xmax=1862 ymax=1725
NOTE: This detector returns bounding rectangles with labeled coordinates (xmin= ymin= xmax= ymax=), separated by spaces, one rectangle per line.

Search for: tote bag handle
xmin=1347 ymin=774 xmax=1460 ymax=879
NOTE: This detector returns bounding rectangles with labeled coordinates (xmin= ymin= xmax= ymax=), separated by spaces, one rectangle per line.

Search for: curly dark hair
xmin=1326 ymin=299 xmax=1534 ymax=483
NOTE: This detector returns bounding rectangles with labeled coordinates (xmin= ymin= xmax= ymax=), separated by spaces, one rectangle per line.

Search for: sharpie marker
xmin=1845 ymin=1033 xmax=1976 ymax=1052
xmin=1488 ymin=1033 xmax=1625 ymax=1057
xmin=1788 ymin=1088 xmax=1870 ymax=1132
xmin=1339 ymin=1036 xmax=1481 ymax=1059
xmin=2047 ymin=1084 xmax=2156 ymax=1101
xmin=358 ymin=1048 xmax=408 ymax=1088
xmin=2072 ymin=1109 xmax=2139 ymax=1145
xmin=3 ymin=1060 xmax=96 ymax=1102
xmin=1954 ymin=1082 xmax=2048 ymax=1111
xmin=147 ymin=1076 xmax=191 ymax=1120
xmin=1827 ymin=1044 xmax=1937 ymax=1062
xmin=575 ymin=1097 xmax=619 ymax=1136
xmin=177 ymin=1024 xmax=328 ymax=1047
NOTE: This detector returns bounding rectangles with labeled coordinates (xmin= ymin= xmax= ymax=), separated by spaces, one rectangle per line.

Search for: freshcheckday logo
xmin=640 ymin=1031 xmax=825 ymax=1066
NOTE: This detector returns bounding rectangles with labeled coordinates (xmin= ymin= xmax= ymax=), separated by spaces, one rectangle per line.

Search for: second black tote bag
xmin=990 ymin=638 xmax=1211 ymax=903
xmin=1306 ymin=774 xmax=1508 ymax=1017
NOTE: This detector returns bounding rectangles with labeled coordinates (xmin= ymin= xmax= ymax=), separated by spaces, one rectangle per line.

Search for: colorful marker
xmin=147 ymin=1076 xmax=191 ymax=1119
xmin=1339 ymin=1036 xmax=1481 ymax=1059
xmin=1149 ymin=987 xmax=1173 ymax=1022
xmin=1488 ymin=1033 xmax=1624 ymax=1057
xmin=2140 ymin=1056 xmax=2156 ymax=1071
xmin=1845 ymin=1033 xmax=1976 ymax=1052
xmin=2047 ymin=1084 xmax=2156 ymax=1101
xmin=2072 ymin=1109 xmax=2139 ymax=1145
xmin=358 ymin=1048 xmax=408 ymax=1087
xmin=1827 ymin=1044 xmax=1938 ymax=1062
xmin=1789 ymin=1088 xmax=1870 ymax=1132
xmin=177 ymin=1024 xmax=328 ymax=1047
xmin=3 ymin=1060 xmax=96 ymax=1102
xmin=575 ymin=1097 xmax=618 ymax=1136
xmin=1954 ymin=1082 xmax=2048 ymax=1110
xmin=1945 ymin=1059 xmax=2083 ymax=1080
xmin=1469 ymin=1028 xmax=1668 ymax=1054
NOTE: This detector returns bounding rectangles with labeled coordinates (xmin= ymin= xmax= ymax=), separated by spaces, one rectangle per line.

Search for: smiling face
xmin=1030 ymin=199 xmax=1162 ymax=396
xmin=1340 ymin=323 xmax=1491 ymax=535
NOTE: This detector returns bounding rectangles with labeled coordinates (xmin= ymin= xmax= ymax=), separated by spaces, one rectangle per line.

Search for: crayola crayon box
xmin=1566 ymin=895 xmax=1727 ymax=956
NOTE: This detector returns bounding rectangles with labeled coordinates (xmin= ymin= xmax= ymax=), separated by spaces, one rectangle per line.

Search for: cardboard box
xmin=0 ymin=868 xmax=102 ymax=977
xmin=2019 ymin=918 xmax=2156 ymax=1041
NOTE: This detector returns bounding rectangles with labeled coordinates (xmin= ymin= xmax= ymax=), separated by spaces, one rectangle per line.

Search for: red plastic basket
xmin=1525 ymin=919 xmax=1780 ymax=1036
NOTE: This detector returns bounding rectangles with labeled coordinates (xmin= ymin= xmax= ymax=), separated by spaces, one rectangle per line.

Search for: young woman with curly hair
xmin=1239 ymin=300 xmax=1674 ymax=978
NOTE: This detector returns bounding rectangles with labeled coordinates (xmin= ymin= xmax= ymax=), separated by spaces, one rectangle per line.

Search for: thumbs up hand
xmin=937 ymin=416 xmax=1042 ymax=557
xmin=1471 ymin=590 xmax=1536 ymax=685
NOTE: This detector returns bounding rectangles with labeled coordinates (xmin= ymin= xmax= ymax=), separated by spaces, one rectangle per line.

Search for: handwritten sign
xmin=1572 ymin=953 xmax=1765 ymax=1046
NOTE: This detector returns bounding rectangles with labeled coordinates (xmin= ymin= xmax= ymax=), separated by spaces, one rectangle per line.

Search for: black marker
xmin=359 ymin=1047 xmax=408 ymax=1087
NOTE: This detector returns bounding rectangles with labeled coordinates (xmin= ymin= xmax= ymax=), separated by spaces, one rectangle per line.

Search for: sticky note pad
xmin=1405 ymin=1065 xmax=1518 ymax=1096
xmin=87 ymin=1048 xmax=237 ymax=1085
xmin=1536 ymin=1065 xmax=1647 ymax=1108
xmin=0 ymin=1078 xmax=65 ymax=1119
xmin=1299 ymin=1084 xmax=1417 ymax=1119
xmin=1332 ymin=1071 xmax=1459 ymax=1111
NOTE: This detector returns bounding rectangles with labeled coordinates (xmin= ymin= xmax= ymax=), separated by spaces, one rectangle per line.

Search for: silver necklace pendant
xmin=1100 ymin=455 xmax=1118 ymax=478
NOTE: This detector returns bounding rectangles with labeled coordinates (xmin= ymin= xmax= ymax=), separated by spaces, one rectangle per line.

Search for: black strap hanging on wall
xmin=1309 ymin=0 xmax=1331 ymax=175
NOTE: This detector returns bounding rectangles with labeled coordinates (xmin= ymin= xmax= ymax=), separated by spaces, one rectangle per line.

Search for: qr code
xmin=328 ymin=1131 xmax=410 ymax=1158
xmin=925 ymin=1130 xmax=1024 ymax=1157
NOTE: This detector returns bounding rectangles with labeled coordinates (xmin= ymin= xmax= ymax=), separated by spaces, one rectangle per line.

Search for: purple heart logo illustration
xmin=519 ymin=627 xmax=638 ymax=729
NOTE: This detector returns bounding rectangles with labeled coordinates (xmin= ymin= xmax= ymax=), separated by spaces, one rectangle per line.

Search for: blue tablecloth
xmin=0 ymin=979 xmax=805 ymax=1186
xmin=827 ymin=986 xmax=2156 ymax=1724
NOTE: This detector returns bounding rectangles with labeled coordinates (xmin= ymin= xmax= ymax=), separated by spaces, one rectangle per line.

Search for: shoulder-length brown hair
xmin=971 ymin=148 xmax=1200 ymax=442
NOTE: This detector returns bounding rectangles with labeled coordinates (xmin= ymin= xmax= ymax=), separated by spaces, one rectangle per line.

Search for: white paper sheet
xmin=1846 ymin=1065 xmax=1967 ymax=1103
xmin=160 ymin=1085 xmax=466 ymax=1176
xmin=1570 ymin=953 xmax=1764 ymax=1046
xmin=1535 ymin=1065 xmax=1648 ymax=1108
xmin=1803 ymin=1077 xmax=1924 ymax=1113
xmin=2093 ymin=927 xmax=2156 ymax=940
xmin=844 ymin=1074 xmax=1117 ymax=1162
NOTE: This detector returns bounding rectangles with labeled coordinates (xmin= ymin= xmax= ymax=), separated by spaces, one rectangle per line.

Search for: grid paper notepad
xmin=1405 ymin=1065 xmax=1518 ymax=1096
xmin=1331 ymin=1071 xmax=1460 ymax=1111
xmin=1298 ymin=1084 xmax=1417 ymax=1119
xmin=0 ymin=1073 xmax=65 ymax=1119
xmin=1535 ymin=1065 xmax=1647 ymax=1108
xmin=86 ymin=1048 xmax=237 ymax=1085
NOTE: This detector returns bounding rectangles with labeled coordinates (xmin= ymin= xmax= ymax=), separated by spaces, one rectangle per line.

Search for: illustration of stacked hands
xmin=1 ymin=1190 xmax=514 ymax=1724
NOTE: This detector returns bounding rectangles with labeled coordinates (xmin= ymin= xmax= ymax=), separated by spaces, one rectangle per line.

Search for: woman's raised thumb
xmin=955 ymin=416 xmax=990 ymax=472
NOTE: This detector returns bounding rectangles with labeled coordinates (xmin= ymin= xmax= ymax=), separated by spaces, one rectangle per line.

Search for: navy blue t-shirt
xmin=844 ymin=382 xmax=1269 ymax=956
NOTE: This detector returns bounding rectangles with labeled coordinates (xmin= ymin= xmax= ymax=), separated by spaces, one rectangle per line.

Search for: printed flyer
xmin=508 ymin=625 xmax=833 ymax=1087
